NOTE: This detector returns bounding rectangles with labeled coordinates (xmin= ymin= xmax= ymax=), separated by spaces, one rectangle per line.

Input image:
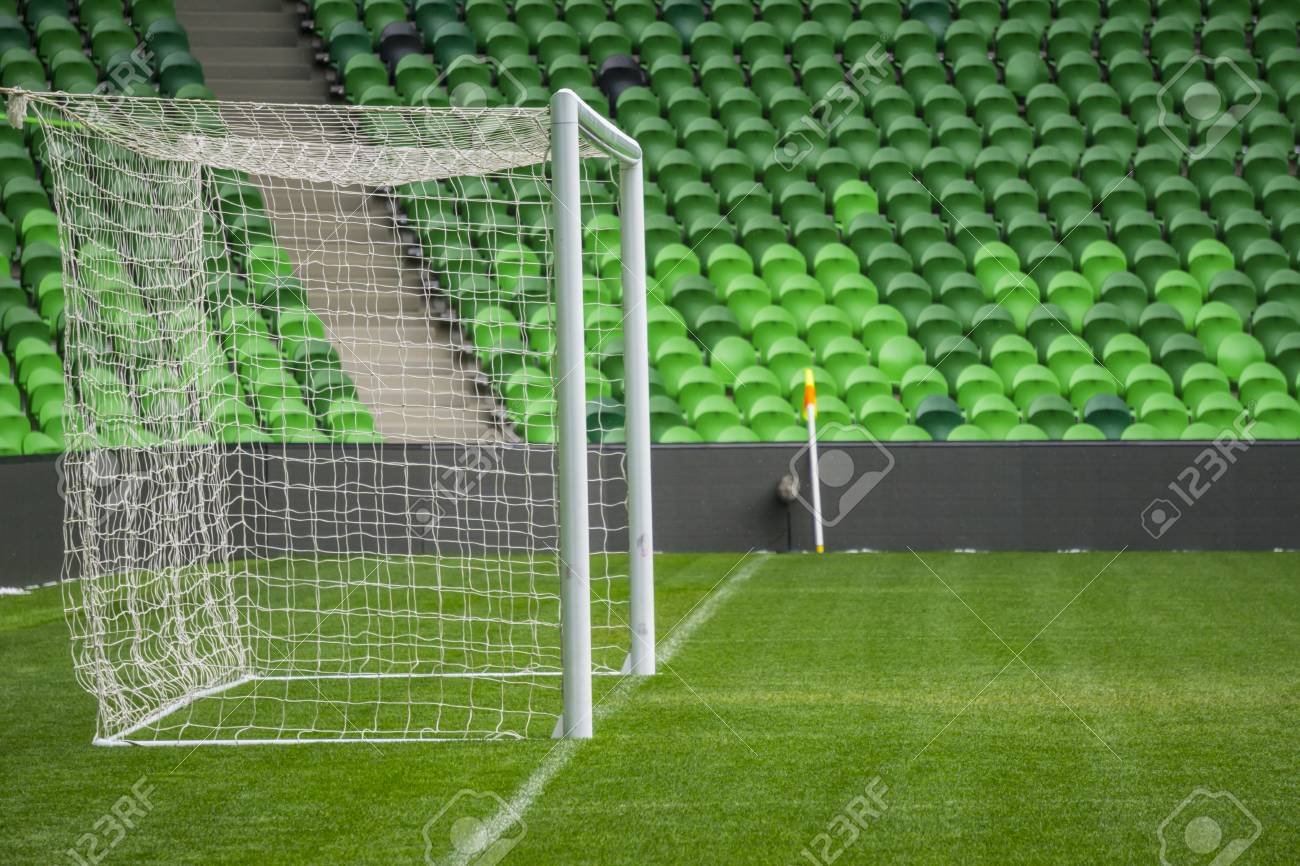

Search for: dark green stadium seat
xmin=158 ymin=51 xmax=205 ymax=96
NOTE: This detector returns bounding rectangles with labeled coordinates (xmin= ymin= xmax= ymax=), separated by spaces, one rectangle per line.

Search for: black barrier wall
xmin=657 ymin=442 xmax=1300 ymax=553
xmin=3 ymin=443 xmax=1297 ymax=587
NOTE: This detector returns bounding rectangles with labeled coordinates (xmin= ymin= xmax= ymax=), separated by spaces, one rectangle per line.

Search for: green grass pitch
xmin=4 ymin=552 xmax=1298 ymax=864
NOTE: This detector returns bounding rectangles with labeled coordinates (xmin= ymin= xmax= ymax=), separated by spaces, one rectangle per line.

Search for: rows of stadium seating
xmin=1 ymin=0 xmax=209 ymax=97
xmin=0 ymin=0 xmax=379 ymax=453
xmin=302 ymin=0 xmax=1300 ymax=442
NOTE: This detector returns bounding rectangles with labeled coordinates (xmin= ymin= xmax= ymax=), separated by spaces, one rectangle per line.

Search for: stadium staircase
xmin=259 ymin=177 xmax=501 ymax=441
xmin=177 ymin=0 xmax=500 ymax=441
xmin=175 ymin=0 xmax=330 ymax=103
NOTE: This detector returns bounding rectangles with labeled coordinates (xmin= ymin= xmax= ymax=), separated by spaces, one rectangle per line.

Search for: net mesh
xmin=28 ymin=92 xmax=633 ymax=744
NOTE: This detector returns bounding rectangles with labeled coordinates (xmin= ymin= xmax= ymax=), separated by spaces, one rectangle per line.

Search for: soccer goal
xmin=9 ymin=87 xmax=653 ymax=745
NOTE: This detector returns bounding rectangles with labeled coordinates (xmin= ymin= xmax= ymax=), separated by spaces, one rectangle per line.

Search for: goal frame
xmin=7 ymin=85 xmax=655 ymax=744
xmin=552 ymin=88 xmax=655 ymax=738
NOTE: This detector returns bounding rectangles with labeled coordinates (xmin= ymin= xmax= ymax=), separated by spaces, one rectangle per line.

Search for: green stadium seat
xmin=1 ymin=47 xmax=46 ymax=89
xmin=512 ymin=0 xmax=556 ymax=42
xmin=1196 ymin=270 xmax=1258 ymax=323
xmin=611 ymin=0 xmax=656 ymax=41
xmin=413 ymin=0 xmax=458 ymax=36
xmin=841 ymin=365 xmax=893 ymax=415
xmin=1078 ymin=394 xmax=1131 ymax=439
xmin=854 ymin=394 xmax=903 ymax=440
xmin=158 ymin=51 xmax=204 ymax=96
xmin=1216 ymin=333 xmax=1267 ymax=382
xmin=1023 ymin=394 xmax=1075 ymax=439
xmin=876 ymin=335 xmax=927 ymax=387
xmin=741 ymin=394 xmax=792 ymax=440
xmin=1176 ymin=362 xmax=1227 ymax=413
xmin=686 ymin=394 xmax=741 ymax=440
xmin=35 ymin=15 xmax=79 ymax=63
xmin=130 ymin=0 xmax=176 ymax=30
xmin=1114 ymin=421 xmax=1157 ymax=441
xmin=913 ymin=395 xmax=965 ymax=441
xmin=708 ymin=425 xmax=758 ymax=443
xmin=1058 ymin=422 xmax=1105 ymax=440
xmin=1155 ymin=333 xmax=1209 ymax=389
xmin=883 ymin=423 xmax=928 ymax=441
xmin=945 ymin=423 xmax=991 ymax=442
xmin=953 ymin=364 xmax=1003 ymax=411
xmin=898 ymin=364 xmax=946 ymax=413
xmin=637 ymin=19 xmax=686 ymax=64
xmin=648 ymin=395 xmax=686 ymax=440
xmin=1272 ymin=334 xmax=1300 ymax=387
xmin=1137 ymin=392 xmax=1190 ymax=439
xmin=656 ymin=424 xmax=702 ymax=443
xmin=1178 ymin=421 xmax=1221 ymax=441
xmin=967 ymin=394 xmax=1019 ymax=440
xmin=586 ymin=397 xmax=626 ymax=442
xmin=1010 ymin=363 xmax=1061 ymax=411
xmin=1252 ymin=393 xmax=1300 ymax=438
xmin=588 ymin=21 xmax=633 ymax=65
xmin=1239 ymin=362 xmax=1289 ymax=409
xmin=1194 ymin=392 xmax=1246 ymax=431
xmin=1250 ymin=303 xmax=1299 ymax=357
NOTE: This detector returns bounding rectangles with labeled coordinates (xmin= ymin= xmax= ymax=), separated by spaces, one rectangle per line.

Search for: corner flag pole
xmin=803 ymin=368 xmax=825 ymax=554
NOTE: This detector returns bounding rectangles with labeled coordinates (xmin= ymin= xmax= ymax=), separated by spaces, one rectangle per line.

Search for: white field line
xmin=443 ymin=553 xmax=771 ymax=866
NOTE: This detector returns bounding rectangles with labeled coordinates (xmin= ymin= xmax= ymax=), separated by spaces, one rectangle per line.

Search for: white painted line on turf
xmin=442 ymin=553 xmax=771 ymax=866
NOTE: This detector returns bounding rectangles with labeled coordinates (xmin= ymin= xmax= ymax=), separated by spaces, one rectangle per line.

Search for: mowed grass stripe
xmin=510 ymin=553 xmax=1300 ymax=865
xmin=3 ymin=553 xmax=1298 ymax=865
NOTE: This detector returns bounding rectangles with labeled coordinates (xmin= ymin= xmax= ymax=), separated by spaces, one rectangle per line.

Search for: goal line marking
xmin=444 ymin=553 xmax=771 ymax=866
xmin=99 ymin=669 xmax=631 ymax=747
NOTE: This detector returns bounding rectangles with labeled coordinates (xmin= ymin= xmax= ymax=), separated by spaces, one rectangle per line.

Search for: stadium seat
xmin=914 ymin=395 xmax=965 ymax=441
xmin=15 ymin=0 xmax=1300 ymax=459
xmin=1253 ymin=393 xmax=1300 ymax=437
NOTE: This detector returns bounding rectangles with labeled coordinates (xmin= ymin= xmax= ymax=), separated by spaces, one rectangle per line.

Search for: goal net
xmin=14 ymin=88 xmax=653 ymax=745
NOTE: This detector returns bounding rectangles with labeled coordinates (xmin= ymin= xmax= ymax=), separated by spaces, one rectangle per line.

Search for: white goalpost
xmin=8 ymin=87 xmax=653 ymax=745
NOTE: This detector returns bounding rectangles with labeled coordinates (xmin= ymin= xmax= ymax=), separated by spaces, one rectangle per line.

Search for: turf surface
xmin=4 ymin=551 xmax=1298 ymax=864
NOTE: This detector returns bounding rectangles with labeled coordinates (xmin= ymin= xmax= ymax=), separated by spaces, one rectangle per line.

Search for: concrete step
xmin=262 ymin=183 xmax=384 ymax=211
xmin=197 ymin=43 xmax=319 ymax=64
xmin=183 ymin=0 xmax=287 ymax=10
xmin=311 ymin=294 xmax=431 ymax=319
xmin=178 ymin=0 xmax=329 ymax=102
xmin=187 ymin=27 xmax=301 ymax=48
xmin=204 ymin=62 xmax=321 ymax=81
xmin=202 ymin=80 xmax=330 ymax=103
xmin=319 ymin=314 xmax=439 ymax=334
xmin=179 ymin=10 xmax=301 ymax=30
